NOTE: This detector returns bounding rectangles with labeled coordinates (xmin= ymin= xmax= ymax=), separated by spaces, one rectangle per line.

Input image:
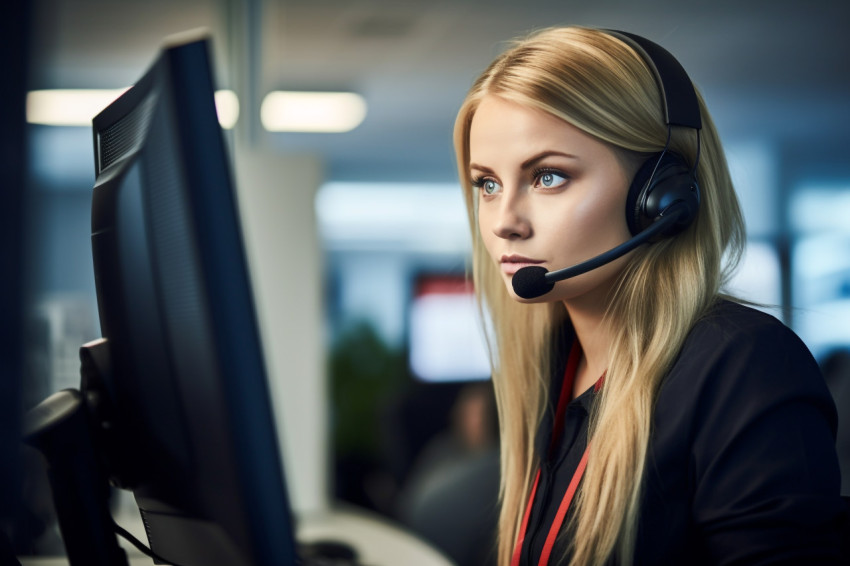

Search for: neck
xmin=564 ymin=297 xmax=612 ymax=398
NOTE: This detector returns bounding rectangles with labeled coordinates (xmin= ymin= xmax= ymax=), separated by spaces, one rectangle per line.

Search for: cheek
xmin=547 ymin=194 xmax=614 ymax=228
xmin=577 ymin=193 xmax=623 ymax=231
xmin=542 ymin=188 xmax=630 ymax=248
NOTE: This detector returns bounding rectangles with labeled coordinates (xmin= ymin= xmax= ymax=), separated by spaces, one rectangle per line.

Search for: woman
xmin=453 ymin=26 xmax=846 ymax=565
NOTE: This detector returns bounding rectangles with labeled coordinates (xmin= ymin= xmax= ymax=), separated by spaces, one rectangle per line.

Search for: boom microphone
xmin=511 ymin=203 xmax=690 ymax=299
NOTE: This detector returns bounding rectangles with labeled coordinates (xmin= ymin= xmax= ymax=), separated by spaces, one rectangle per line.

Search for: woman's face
xmin=469 ymin=95 xmax=635 ymax=305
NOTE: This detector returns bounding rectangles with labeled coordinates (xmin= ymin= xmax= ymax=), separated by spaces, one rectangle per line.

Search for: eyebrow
xmin=469 ymin=150 xmax=579 ymax=174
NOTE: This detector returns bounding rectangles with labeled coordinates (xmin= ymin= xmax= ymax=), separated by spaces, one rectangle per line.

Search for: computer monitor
xmin=79 ymin=32 xmax=296 ymax=565
xmin=408 ymin=274 xmax=491 ymax=383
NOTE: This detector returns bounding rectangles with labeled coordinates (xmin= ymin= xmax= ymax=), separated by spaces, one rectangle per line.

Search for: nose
xmin=491 ymin=189 xmax=531 ymax=240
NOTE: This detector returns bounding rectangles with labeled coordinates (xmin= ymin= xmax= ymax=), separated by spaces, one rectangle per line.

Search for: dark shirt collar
xmin=533 ymin=322 xmax=599 ymax=460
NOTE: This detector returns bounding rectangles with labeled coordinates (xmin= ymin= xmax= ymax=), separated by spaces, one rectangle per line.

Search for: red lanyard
xmin=510 ymin=342 xmax=599 ymax=566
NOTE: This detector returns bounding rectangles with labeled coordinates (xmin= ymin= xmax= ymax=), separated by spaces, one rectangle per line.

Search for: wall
xmin=234 ymin=148 xmax=328 ymax=514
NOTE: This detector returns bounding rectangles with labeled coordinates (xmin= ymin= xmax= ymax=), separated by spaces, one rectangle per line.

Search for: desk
xmin=299 ymin=506 xmax=454 ymax=565
xmin=18 ymin=505 xmax=455 ymax=566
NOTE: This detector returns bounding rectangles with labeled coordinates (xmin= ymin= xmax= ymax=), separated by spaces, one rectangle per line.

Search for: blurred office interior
xmin=5 ymin=1 xmax=850 ymax=564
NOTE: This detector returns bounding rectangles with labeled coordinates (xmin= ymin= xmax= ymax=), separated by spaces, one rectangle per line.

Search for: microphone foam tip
xmin=511 ymin=266 xmax=553 ymax=299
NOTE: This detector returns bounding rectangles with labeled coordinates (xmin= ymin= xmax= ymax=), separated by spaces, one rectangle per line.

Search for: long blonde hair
xmin=453 ymin=27 xmax=745 ymax=565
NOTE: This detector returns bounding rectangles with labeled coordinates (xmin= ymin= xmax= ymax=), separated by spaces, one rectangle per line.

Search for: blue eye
xmin=473 ymin=177 xmax=502 ymax=195
xmin=534 ymin=169 xmax=568 ymax=189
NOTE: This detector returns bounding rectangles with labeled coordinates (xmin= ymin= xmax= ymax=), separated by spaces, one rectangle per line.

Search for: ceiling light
xmin=214 ymin=90 xmax=239 ymax=129
xmin=260 ymin=91 xmax=367 ymax=133
xmin=27 ymin=88 xmax=239 ymax=129
xmin=27 ymin=89 xmax=128 ymax=126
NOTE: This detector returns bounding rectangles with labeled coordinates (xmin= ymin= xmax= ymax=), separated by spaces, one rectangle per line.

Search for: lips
xmin=499 ymin=254 xmax=544 ymax=275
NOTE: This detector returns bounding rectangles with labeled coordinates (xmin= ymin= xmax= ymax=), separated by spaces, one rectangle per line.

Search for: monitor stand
xmin=22 ymin=341 xmax=128 ymax=566
xmin=21 ymin=340 xmax=456 ymax=566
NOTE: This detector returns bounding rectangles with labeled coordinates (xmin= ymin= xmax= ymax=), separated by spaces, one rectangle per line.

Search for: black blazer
xmin=520 ymin=300 xmax=848 ymax=565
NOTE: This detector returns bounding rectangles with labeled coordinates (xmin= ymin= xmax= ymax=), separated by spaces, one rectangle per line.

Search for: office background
xmin=7 ymin=0 xmax=850 ymax=561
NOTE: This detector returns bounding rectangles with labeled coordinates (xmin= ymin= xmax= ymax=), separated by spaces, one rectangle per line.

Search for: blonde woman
xmin=454 ymin=26 xmax=847 ymax=565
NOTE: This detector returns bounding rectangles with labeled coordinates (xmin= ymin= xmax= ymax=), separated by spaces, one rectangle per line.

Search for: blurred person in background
xmin=396 ymin=382 xmax=500 ymax=565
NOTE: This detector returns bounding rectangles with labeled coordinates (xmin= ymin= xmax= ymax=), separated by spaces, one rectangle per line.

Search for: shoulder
xmin=671 ymin=299 xmax=822 ymax=394
xmin=657 ymin=298 xmax=837 ymax=442
xmin=685 ymin=299 xmax=803 ymax=356
xmin=649 ymin=302 xmax=846 ymax=563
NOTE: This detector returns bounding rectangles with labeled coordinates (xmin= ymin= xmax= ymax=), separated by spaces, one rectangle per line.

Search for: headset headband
xmin=604 ymin=30 xmax=702 ymax=130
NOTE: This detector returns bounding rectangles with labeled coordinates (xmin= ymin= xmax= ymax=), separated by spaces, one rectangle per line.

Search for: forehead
xmin=468 ymin=95 xmax=612 ymax=168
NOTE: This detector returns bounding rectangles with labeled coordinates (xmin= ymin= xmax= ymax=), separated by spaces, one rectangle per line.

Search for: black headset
xmin=603 ymin=30 xmax=702 ymax=239
xmin=511 ymin=32 xmax=704 ymax=299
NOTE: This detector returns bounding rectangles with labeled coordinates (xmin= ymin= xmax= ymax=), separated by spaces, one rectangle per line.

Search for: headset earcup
xmin=625 ymin=152 xmax=700 ymax=237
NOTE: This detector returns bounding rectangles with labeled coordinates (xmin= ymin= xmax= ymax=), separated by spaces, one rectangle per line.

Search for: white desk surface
xmin=18 ymin=505 xmax=455 ymax=566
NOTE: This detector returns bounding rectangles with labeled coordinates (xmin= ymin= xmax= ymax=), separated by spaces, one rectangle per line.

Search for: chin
xmin=502 ymin=277 xmax=550 ymax=304
xmin=511 ymin=293 xmax=546 ymax=304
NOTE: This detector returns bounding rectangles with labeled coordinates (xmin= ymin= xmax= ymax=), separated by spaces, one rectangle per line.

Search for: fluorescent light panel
xmin=261 ymin=91 xmax=366 ymax=133
xmin=26 ymin=89 xmax=239 ymax=129
xmin=213 ymin=90 xmax=239 ymax=129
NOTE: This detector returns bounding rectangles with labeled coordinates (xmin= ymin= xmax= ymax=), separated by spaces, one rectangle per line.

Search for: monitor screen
xmin=408 ymin=275 xmax=491 ymax=383
xmin=88 ymin=33 xmax=297 ymax=565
